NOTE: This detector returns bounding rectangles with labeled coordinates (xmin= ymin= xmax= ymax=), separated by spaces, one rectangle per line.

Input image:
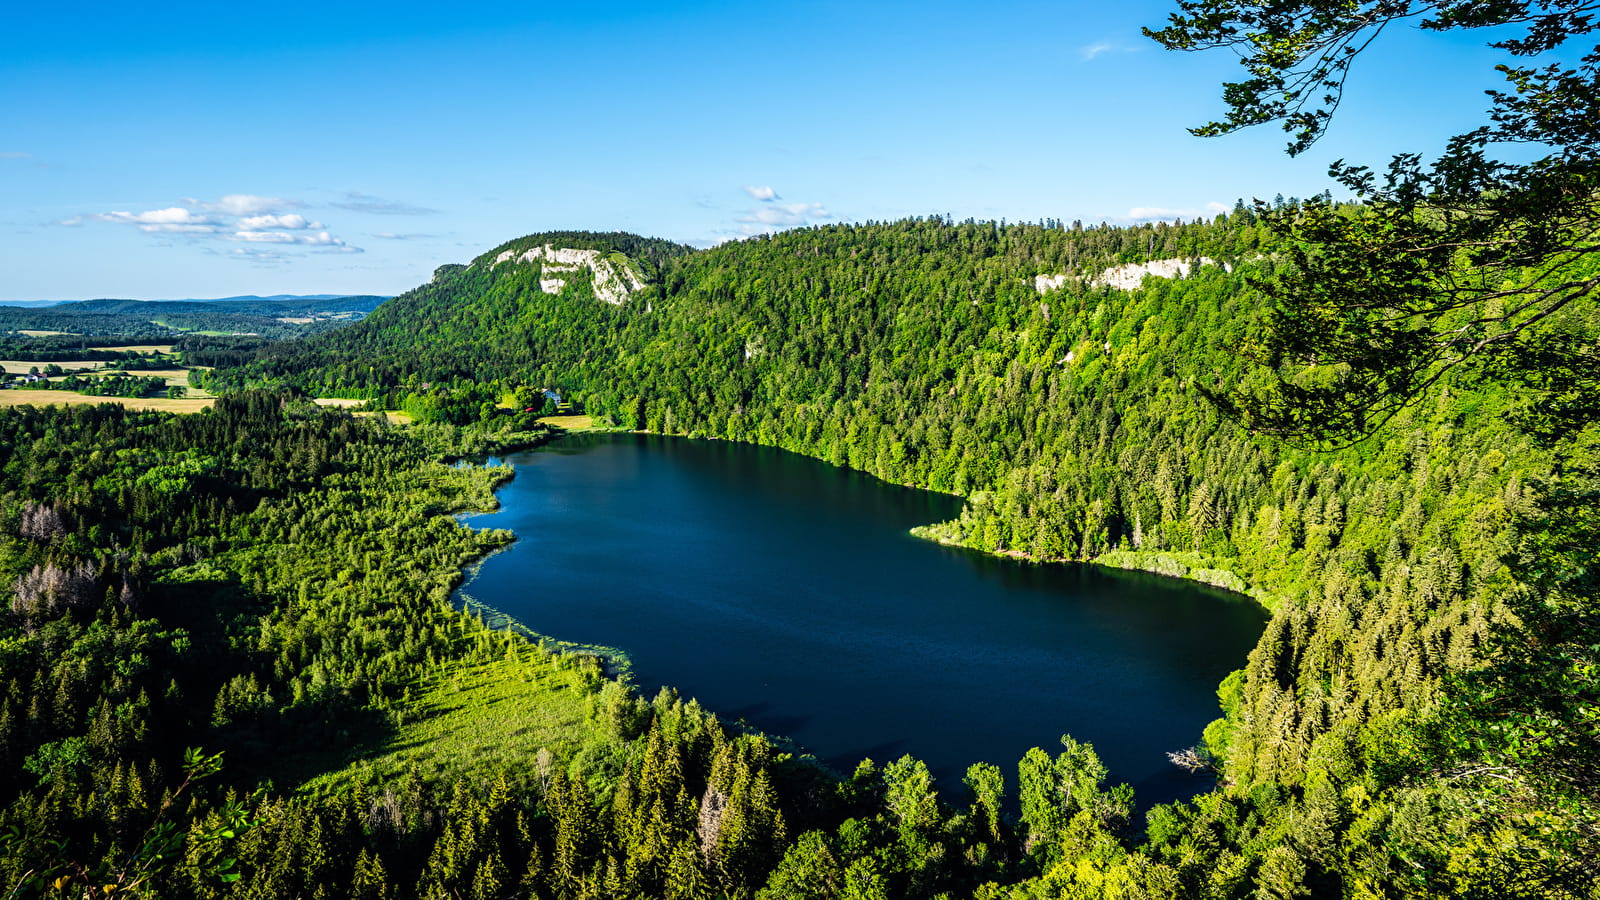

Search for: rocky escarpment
xmin=1034 ymin=257 xmax=1231 ymax=294
xmin=491 ymin=244 xmax=649 ymax=305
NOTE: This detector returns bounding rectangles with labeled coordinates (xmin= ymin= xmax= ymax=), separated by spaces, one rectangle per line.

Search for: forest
xmin=7 ymin=0 xmax=1599 ymax=893
xmin=36 ymin=200 xmax=1586 ymax=898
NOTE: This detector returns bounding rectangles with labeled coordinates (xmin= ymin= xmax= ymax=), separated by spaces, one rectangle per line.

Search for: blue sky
xmin=1 ymin=0 xmax=1528 ymax=300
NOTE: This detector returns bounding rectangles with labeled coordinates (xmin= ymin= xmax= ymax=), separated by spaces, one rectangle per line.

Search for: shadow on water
xmin=459 ymin=433 xmax=1269 ymax=808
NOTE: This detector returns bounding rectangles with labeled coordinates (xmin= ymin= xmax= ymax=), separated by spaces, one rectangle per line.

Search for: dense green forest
xmin=8 ymin=0 xmax=1597 ymax=894
xmin=185 ymin=210 xmax=1598 ymax=896
xmin=0 ymin=397 xmax=1131 ymax=899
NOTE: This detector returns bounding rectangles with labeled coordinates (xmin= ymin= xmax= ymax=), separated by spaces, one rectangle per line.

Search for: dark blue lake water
xmin=457 ymin=433 xmax=1266 ymax=806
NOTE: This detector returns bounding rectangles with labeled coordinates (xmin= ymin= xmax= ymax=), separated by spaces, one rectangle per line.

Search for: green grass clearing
xmin=356 ymin=409 xmax=414 ymax=424
xmin=537 ymin=414 xmax=596 ymax=430
xmin=293 ymin=642 xmax=601 ymax=796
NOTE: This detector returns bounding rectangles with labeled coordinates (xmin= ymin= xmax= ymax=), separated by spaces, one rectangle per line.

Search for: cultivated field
xmin=1 ymin=359 xmax=107 ymax=373
xmin=0 ymin=391 xmax=214 ymax=413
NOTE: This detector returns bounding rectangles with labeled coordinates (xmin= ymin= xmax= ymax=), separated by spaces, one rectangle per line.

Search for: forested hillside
xmin=0 ymin=296 xmax=386 ymax=343
xmin=194 ymin=215 xmax=1597 ymax=895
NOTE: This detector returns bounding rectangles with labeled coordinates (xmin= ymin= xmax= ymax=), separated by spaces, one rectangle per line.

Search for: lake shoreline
xmin=445 ymin=431 xmax=1267 ymax=805
xmin=627 ymin=427 xmax=1269 ymax=609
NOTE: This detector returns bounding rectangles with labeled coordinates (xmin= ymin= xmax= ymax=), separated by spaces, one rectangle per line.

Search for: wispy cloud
xmin=87 ymin=207 xmax=226 ymax=233
xmin=185 ymin=194 xmax=303 ymax=216
xmin=220 ymin=247 xmax=289 ymax=265
xmin=72 ymin=194 xmax=361 ymax=259
xmin=236 ymin=213 xmax=320 ymax=230
xmin=730 ymin=184 xmax=832 ymax=237
xmin=332 ymin=191 xmax=439 ymax=216
xmin=737 ymin=202 xmax=831 ymax=231
xmin=1122 ymin=201 xmax=1230 ymax=223
xmin=1079 ymin=40 xmax=1138 ymax=61
xmin=229 ymin=230 xmax=346 ymax=246
xmin=372 ymin=232 xmax=436 ymax=240
xmin=0 ymin=152 xmax=30 ymax=160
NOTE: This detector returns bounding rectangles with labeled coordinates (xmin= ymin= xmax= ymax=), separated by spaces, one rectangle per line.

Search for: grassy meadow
xmin=291 ymin=635 xmax=607 ymax=797
xmin=536 ymin=413 xmax=596 ymax=430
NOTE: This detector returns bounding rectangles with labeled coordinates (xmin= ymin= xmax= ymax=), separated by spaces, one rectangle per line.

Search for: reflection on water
xmin=457 ymin=433 xmax=1266 ymax=806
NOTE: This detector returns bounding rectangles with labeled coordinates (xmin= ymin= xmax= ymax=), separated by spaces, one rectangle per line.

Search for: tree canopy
xmin=1149 ymin=0 xmax=1600 ymax=445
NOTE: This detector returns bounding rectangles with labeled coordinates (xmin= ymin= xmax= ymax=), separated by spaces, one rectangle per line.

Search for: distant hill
xmin=203 ymin=231 xmax=695 ymax=385
xmin=172 ymin=293 xmax=384 ymax=303
xmin=0 ymin=294 xmax=390 ymax=341
xmin=0 ymin=293 xmax=387 ymax=307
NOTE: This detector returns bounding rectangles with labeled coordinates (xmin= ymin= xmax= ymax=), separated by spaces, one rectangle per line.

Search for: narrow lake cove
xmin=457 ymin=433 xmax=1267 ymax=806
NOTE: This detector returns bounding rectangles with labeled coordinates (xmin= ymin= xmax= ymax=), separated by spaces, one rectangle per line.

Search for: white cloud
xmin=737 ymin=202 xmax=831 ymax=229
xmin=237 ymin=213 xmax=321 ymax=230
xmin=193 ymin=194 xmax=302 ymax=216
xmin=142 ymin=223 xmax=228 ymax=234
xmin=225 ymin=247 xmax=288 ymax=264
xmin=1122 ymin=201 xmax=1231 ymax=223
xmin=730 ymin=187 xmax=833 ymax=236
xmin=74 ymin=193 xmax=362 ymax=258
xmin=0 ymin=152 xmax=30 ymax=160
xmin=230 ymin=231 xmax=297 ymax=243
xmin=91 ymin=207 xmax=218 ymax=227
xmin=230 ymin=229 xmax=348 ymax=246
xmin=372 ymin=232 xmax=435 ymax=240
xmin=87 ymin=207 xmax=227 ymax=234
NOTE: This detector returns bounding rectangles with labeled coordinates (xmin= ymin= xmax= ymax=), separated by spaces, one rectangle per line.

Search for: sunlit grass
xmin=295 ymin=641 xmax=602 ymax=795
xmin=0 ymin=391 xmax=215 ymax=413
xmin=537 ymin=414 xmax=596 ymax=430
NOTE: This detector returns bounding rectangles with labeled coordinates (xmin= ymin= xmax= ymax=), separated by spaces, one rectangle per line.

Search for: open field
xmin=16 ymin=329 xmax=74 ymax=337
xmin=92 ymin=344 xmax=175 ymax=355
xmin=357 ymin=409 xmax=414 ymax=424
xmin=3 ymin=361 xmax=215 ymax=398
xmin=0 ymin=359 xmax=112 ymax=373
xmin=0 ymin=390 xmax=214 ymax=413
xmin=1 ymin=347 xmax=177 ymax=374
xmin=313 ymin=397 xmax=365 ymax=408
xmin=537 ymin=414 xmax=595 ymax=430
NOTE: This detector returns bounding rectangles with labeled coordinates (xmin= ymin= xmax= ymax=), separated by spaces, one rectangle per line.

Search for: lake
xmin=456 ymin=433 xmax=1267 ymax=806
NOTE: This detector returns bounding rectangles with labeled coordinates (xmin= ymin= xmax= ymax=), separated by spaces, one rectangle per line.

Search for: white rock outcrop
xmin=1032 ymin=257 xmax=1232 ymax=294
xmin=1034 ymin=273 xmax=1070 ymax=293
xmin=1091 ymin=257 xmax=1229 ymax=291
xmin=491 ymin=244 xmax=648 ymax=305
